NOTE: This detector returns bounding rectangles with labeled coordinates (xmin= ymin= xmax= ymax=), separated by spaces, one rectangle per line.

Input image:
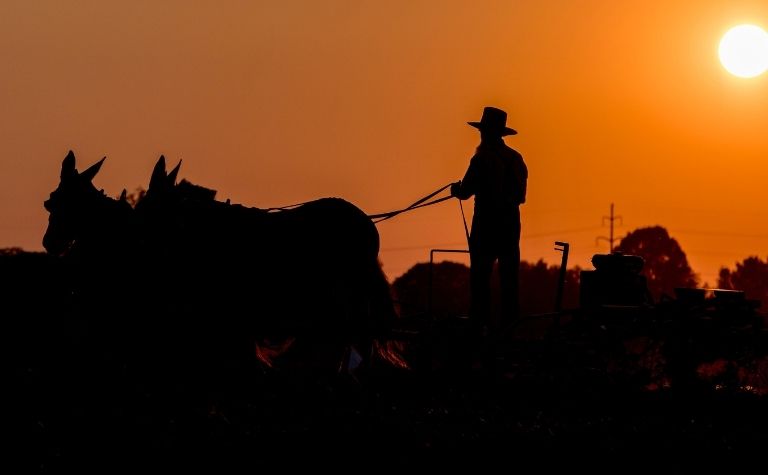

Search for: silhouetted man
xmin=451 ymin=106 xmax=527 ymax=337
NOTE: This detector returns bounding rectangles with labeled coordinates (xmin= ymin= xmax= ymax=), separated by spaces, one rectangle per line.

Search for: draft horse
xmin=136 ymin=157 xmax=397 ymax=370
xmin=43 ymin=152 xmax=398 ymax=373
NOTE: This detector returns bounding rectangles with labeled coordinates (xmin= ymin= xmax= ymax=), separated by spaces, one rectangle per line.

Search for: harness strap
xmin=265 ymin=201 xmax=313 ymax=212
xmin=263 ymin=182 xmax=457 ymax=223
xmin=369 ymin=183 xmax=454 ymax=223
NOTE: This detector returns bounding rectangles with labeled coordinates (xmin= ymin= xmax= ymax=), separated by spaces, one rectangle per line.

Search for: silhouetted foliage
xmin=518 ymin=259 xmax=581 ymax=315
xmin=392 ymin=261 xmax=470 ymax=319
xmin=392 ymin=259 xmax=580 ymax=321
xmin=0 ymin=246 xmax=25 ymax=256
xmin=616 ymin=226 xmax=698 ymax=301
xmin=718 ymin=256 xmax=768 ymax=306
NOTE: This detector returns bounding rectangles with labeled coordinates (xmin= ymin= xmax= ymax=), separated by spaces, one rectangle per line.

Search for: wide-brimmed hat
xmin=468 ymin=106 xmax=517 ymax=136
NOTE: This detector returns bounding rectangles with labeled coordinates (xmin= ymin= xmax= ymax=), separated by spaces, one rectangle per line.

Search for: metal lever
xmin=554 ymin=241 xmax=570 ymax=313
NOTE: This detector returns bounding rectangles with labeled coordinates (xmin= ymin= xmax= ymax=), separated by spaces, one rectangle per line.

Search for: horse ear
xmin=61 ymin=150 xmax=77 ymax=180
xmin=119 ymin=189 xmax=128 ymax=201
xmin=167 ymin=160 xmax=182 ymax=186
xmin=80 ymin=156 xmax=106 ymax=182
xmin=148 ymin=155 xmax=167 ymax=192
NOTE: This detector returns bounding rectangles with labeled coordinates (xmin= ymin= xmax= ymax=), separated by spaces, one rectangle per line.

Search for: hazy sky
xmin=4 ymin=0 xmax=768 ymax=284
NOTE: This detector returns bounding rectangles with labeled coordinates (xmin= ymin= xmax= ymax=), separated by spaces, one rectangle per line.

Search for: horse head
xmin=148 ymin=155 xmax=181 ymax=197
xmin=42 ymin=151 xmax=121 ymax=256
xmin=134 ymin=155 xmax=182 ymax=210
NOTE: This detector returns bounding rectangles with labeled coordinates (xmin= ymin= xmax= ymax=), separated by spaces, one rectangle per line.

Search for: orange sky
xmin=3 ymin=1 xmax=768 ymax=285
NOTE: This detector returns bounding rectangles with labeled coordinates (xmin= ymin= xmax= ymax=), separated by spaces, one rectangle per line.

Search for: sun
xmin=719 ymin=24 xmax=768 ymax=78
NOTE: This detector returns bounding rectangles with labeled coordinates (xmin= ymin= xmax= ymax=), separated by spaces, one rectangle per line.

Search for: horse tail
xmin=363 ymin=257 xmax=410 ymax=370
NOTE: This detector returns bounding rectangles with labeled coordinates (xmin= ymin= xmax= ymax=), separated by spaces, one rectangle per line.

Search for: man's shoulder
xmin=473 ymin=143 xmax=524 ymax=164
xmin=501 ymin=144 xmax=525 ymax=163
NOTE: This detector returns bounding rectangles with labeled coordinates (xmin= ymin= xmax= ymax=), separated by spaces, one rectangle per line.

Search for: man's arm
xmin=519 ymin=158 xmax=528 ymax=204
xmin=452 ymin=155 xmax=480 ymax=200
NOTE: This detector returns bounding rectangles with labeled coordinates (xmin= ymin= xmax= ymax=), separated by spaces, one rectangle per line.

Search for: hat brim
xmin=467 ymin=121 xmax=517 ymax=136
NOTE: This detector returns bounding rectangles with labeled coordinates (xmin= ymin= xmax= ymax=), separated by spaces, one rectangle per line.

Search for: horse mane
xmin=176 ymin=179 xmax=217 ymax=202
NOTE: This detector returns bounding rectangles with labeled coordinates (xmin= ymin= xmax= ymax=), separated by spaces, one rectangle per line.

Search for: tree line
xmin=392 ymin=225 xmax=768 ymax=318
xmin=2 ymin=224 xmax=768 ymax=317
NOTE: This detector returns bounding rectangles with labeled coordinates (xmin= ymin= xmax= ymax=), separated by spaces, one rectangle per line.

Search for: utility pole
xmin=596 ymin=203 xmax=623 ymax=252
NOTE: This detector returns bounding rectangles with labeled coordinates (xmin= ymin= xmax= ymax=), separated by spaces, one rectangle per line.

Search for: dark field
xmin=13 ymin=303 xmax=768 ymax=472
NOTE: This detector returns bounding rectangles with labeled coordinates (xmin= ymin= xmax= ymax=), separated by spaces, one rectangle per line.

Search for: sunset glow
xmin=14 ymin=3 xmax=768 ymax=465
xmin=2 ymin=2 xmax=768 ymax=285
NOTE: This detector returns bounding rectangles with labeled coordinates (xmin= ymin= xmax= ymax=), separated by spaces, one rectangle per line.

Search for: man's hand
xmin=450 ymin=181 xmax=462 ymax=197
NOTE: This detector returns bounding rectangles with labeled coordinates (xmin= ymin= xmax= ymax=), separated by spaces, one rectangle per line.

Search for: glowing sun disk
xmin=719 ymin=24 xmax=768 ymax=78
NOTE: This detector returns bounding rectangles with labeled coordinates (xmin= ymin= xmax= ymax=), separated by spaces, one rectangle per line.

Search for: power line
xmin=521 ymin=225 xmax=602 ymax=239
xmin=672 ymin=229 xmax=768 ymax=240
xmin=596 ymin=203 xmax=623 ymax=252
xmin=381 ymin=242 xmax=466 ymax=252
xmin=380 ymin=225 xmax=603 ymax=253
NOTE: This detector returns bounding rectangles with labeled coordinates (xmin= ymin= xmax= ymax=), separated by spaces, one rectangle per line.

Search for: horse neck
xmin=76 ymin=195 xmax=135 ymax=252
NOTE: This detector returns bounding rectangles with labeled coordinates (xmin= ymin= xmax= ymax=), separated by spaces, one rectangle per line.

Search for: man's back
xmin=459 ymin=139 xmax=527 ymax=215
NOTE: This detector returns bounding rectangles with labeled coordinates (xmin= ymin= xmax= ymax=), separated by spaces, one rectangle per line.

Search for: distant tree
xmin=392 ymin=261 xmax=470 ymax=320
xmin=517 ymin=259 xmax=581 ymax=315
xmin=391 ymin=259 xmax=580 ymax=321
xmin=717 ymin=256 xmax=768 ymax=305
xmin=616 ymin=226 xmax=698 ymax=301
